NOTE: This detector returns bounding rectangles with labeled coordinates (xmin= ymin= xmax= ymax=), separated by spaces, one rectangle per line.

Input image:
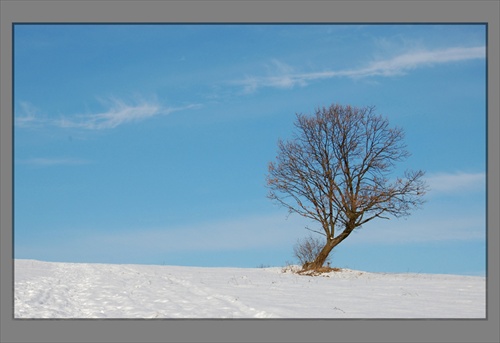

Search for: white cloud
xmin=15 ymin=98 xmax=202 ymax=130
xmin=56 ymin=99 xmax=201 ymax=130
xmin=90 ymin=213 xmax=310 ymax=254
xmin=341 ymin=171 xmax=486 ymax=245
xmin=15 ymin=102 xmax=47 ymax=128
xmin=15 ymin=114 xmax=39 ymax=128
xmin=57 ymin=100 xmax=161 ymax=130
xmin=351 ymin=46 xmax=485 ymax=78
xmin=343 ymin=214 xmax=486 ymax=245
xmin=235 ymin=46 xmax=485 ymax=93
xmin=426 ymin=172 xmax=485 ymax=194
xmin=84 ymin=205 xmax=485 ymax=257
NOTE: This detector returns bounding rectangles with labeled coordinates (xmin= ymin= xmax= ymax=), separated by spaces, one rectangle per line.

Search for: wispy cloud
xmin=350 ymin=46 xmax=485 ymax=78
xmin=426 ymin=171 xmax=485 ymax=194
xmin=68 ymin=173 xmax=485 ymax=254
xmin=15 ymin=114 xmax=40 ymax=128
xmin=16 ymin=157 xmax=92 ymax=167
xmin=15 ymin=102 xmax=48 ymax=128
xmin=340 ymin=170 xmax=486 ymax=245
xmin=344 ymin=214 xmax=486 ymax=245
xmin=57 ymin=98 xmax=201 ymax=130
xmin=15 ymin=98 xmax=202 ymax=130
xmin=90 ymin=213 xmax=309 ymax=254
xmin=66 ymin=204 xmax=485 ymax=261
xmin=235 ymin=46 xmax=485 ymax=93
xmin=57 ymin=99 xmax=163 ymax=130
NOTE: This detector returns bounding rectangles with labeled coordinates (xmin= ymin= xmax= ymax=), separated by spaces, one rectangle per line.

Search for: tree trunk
xmin=308 ymin=240 xmax=336 ymax=270
xmin=306 ymin=222 xmax=357 ymax=271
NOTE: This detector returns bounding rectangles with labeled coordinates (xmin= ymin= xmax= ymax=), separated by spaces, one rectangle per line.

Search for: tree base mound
xmin=297 ymin=266 xmax=342 ymax=276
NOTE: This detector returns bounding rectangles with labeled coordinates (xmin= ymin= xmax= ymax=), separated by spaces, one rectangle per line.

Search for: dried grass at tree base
xmin=297 ymin=266 xmax=343 ymax=276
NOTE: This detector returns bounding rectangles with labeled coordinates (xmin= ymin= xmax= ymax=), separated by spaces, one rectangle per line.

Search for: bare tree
xmin=267 ymin=104 xmax=427 ymax=271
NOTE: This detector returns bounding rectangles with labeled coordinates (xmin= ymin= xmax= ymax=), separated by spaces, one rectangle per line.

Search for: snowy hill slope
xmin=14 ymin=259 xmax=486 ymax=319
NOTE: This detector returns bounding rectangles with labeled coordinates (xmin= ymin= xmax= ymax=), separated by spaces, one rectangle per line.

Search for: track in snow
xmin=14 ymin=260 xmax=486 ymax=319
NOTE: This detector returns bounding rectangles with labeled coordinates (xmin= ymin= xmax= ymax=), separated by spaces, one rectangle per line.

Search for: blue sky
xmin=13 ymin=24 xmax=486 ymax=275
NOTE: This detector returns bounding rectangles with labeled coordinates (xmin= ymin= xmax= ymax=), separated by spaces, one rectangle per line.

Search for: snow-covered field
xmin=14 ymin=259 xmax=486 ymax=319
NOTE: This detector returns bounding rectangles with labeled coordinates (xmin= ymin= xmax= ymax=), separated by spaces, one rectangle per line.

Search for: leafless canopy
xmin=267 ymin=104 xmax=427 ymax=270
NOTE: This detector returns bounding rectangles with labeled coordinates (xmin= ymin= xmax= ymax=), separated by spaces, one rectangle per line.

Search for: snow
xmin=14 ymin=259 xmax=486 ymax=319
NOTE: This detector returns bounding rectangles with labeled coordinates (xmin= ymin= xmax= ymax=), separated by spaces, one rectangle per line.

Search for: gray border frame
xmin=1 ymin=1 xmax=498 ymax=342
